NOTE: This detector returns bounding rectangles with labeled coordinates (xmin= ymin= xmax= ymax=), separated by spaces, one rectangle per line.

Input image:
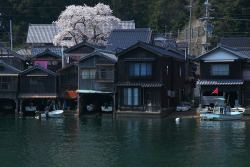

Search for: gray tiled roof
xmin=31 ymin=45 xmax=66 ymax=58
xmin=64 ymin=41 xmax=101 ymax=53
xmin=196 ymin=45 xmax=249 ymax=61
xmin=26 ymin=24 xmax=60 ymax=44
xmin=21 ymin=63 xmax=57 ymax=77
xmin=105 ymin=28 xmax=152 ymax=52
xmin=116 ymin=41 xmax=186 ymax=61
xmin=116 ymin=82 xmax=163 ymax=87
xmin=197 ymin=79 xmax=244 ymax=85
xmin=220 ymin=37 xmax=250 ymax=49
xmin=78 ymin=49 xmax=117 ymax=62
xmin=15 ymin=48 xmax=31 ymax=56
xmin=26 ymin=21 xmax=135 ymax=44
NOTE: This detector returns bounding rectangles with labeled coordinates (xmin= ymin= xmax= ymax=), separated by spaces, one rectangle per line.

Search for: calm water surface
xmin=0 ymin=116 xmax=250 ymax=167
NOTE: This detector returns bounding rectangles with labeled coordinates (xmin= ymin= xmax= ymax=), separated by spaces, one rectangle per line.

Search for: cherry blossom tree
xmin=53 ymin=3 xmax=121 ymax=47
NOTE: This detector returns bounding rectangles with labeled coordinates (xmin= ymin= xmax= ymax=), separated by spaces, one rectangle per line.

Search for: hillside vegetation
xmin=0 ymin=0 xmax=250 ymax=48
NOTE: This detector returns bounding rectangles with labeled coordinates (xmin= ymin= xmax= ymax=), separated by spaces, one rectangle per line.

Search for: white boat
xmin=200 ymin=106 xmax=244 ymax=121
xmin=25 ymin=106 xmax=37 ymax=112
xmin=101 ymin=106 xmax=112 ymax=112
xmin=41 ymin=110 xmax=64 ymax=118
xmin=87 ymin=104 xmax=96 ymax=112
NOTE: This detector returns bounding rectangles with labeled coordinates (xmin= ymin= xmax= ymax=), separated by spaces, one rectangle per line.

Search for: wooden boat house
xmin=116 ymin=41 xmax=186 ymax=115
xmin=77 ymin=50 xmax=117 ymax=114
xmin=18 ymin=64 xmax=57 ymax=115
xmin=30 ymin=46 xmax=64 ymax=72
xmin=0 ymin=60 xmax=21 ymax=115
xmin=57 ymin=63 xmax=78 ymax=113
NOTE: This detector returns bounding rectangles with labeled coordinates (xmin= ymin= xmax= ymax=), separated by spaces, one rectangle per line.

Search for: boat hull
xmin=200 ymin=113 xmax=243 ymax=121
xmin=41 ymin=110 xmax=64 ymax=118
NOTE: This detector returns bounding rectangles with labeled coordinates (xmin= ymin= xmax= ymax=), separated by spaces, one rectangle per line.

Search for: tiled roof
xmin=105 ymin=28 xmax=152 ymax=52
xmin=15 ymin=48 xmax=31 ymax=56
xmin=64 ymin=41 xmax=101 ymax=53
xmin=78 ymin=49 xmax=117 ymax=62
xmin=197 ymin=79 xmax=244 ymax=85
xmin=116 ymin=41 xmax=186 ymax=61
xmin=26 ymin=24 xmax=60 ymax=44
xmin=154 ymin=39 xmax=175 ymax=48
xmin=196 ymin=45 xmax=249 ymax=61
xmin=0 ymin=43 xmax=27 ymax=61
xmin=116 ymin=82 xmax=163 ymax=87
xmin=220 ymin=37 xmax=250 ymax=49
xmin=31 ymin=45 xmax=66 ymax=58
xmin=21 ymin=63 xmax=57 ymax=77
xmin=119 ymin=20 xmax=135 ymax=29
xmin=26 ymin=21 xmax=134 ymax=44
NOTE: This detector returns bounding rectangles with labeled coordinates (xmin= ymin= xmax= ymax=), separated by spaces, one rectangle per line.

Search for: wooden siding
xmin=117 ymin=48 xmax=161 ymax=83
xmin=79 ymin=55 xmax=115 ymax=92
xmin=200 ymin=60 xmax=242 ymax=80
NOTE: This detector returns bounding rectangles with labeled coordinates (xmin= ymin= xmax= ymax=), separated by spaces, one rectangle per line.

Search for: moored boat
xmin=200 ymin=106 xmax=244 ymax=121
xmin=41 ymin=110 xmax=64 ymax=118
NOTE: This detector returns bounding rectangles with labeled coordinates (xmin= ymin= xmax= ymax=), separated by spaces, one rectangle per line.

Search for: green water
xmin=0 ymin=116 xmax=249 ymax=167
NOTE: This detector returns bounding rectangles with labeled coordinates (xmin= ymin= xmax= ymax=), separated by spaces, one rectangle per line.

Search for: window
xmin=97 ymin=66 xmax=113 ymax=80
xmin=180 ymin=67 xmax=182 ymax=77
xmin=129 ymin=63 xmax=152 ymax=77
xmin=211 ymin=64 xmax=229 ymax=76
xmin=123 ymin=88 xmax=139 ymax=106
xmin=0 ymin=76 xmax=13 ymax=90
xmin=81 ymin=69 xmax=95 ymax=79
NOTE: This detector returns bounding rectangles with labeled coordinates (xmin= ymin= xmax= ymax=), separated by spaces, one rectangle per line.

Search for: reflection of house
xmin=19 ymin=64 xmax=57 ymax=115
xmin=0 ymin=43 xmax=27 ymax=71
xmin=116 ymin=41 xmax=186 ymax=115
xmin=30 ymin=46 xmax=64 ymax=72
xmin=196 ymin=45 xmax=246 ymax=108
xmin=0 ymin=60 xmax=21 ymax=115
xmin=77 ymin=50 xmax=116 ymax=114
xmin=57 ymin=63 xmax=78 ymax=112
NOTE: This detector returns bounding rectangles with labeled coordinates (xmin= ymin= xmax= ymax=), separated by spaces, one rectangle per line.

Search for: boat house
xmin=18 ymin=64 xmax=57 ymax=115
xmin=116 ymin=41 xmax=186 ymax=115
xmin=77 ymin=50 xmax=117 ymax=114
xmin=0 ymin=60 xmax=21 ymax=115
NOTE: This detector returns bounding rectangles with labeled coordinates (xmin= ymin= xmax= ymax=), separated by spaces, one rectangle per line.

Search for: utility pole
xmin=187 ymin=0 xmax=193 ymax=55
xmin=10 ymin=20 xmax=13 ymax=50
xmin=200 ymin=0 xmax=213 ymax=52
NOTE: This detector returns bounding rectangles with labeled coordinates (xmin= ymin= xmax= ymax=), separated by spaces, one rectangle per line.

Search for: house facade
xmin=57 ymin=63 xmax=78 ymax=112
xmin=196 ymin=46 xmax=246 ymax=108
xmin=116 ymin=42 xmax=186 ymax=114
xmin=77 ymin=50 xmax=116 ymax=114
xmin=30 ymin=46 xmax=64 ymax=72
xmin=18 ymin=64 xmax=57 ymax=115
xmin=0 ymin=60 xmax=21 ymax=115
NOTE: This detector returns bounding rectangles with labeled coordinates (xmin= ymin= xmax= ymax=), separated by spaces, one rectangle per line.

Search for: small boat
xmin=200 ymin=106 xmax=244 ymax=121
xmin=87 ymin=104 xmax=96 ymax=112
xmin=41 ymin=110 xmax=64 ymax=118
xmin=101 ymin=106 xmax=112 ymax=112
xmin=25 ymin=106 xmax=37 ymax=112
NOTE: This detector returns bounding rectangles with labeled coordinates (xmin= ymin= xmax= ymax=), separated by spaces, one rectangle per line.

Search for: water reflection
xmin=1 ymin=116 xmax=250 ymax=166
